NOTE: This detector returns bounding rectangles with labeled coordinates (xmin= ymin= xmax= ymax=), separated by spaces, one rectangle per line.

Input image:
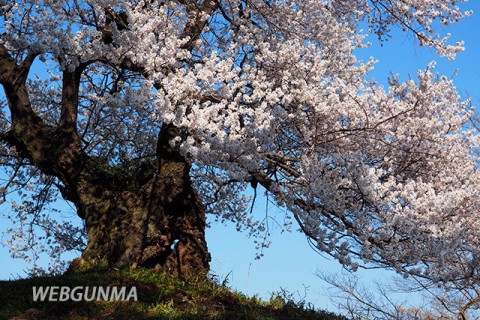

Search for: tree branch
xmin=58 ymin=66 xmax=84 ymax=134
xmin=180 ymin=0 xmax=218 ymax=51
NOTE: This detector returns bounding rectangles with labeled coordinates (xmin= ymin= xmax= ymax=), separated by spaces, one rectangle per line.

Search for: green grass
xmin=0 ymin=268 xmax=347 ymax=320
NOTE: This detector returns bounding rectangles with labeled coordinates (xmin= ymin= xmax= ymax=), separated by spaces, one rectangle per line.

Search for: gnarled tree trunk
xmin=76 ymin=124 xmax=210 ymax=274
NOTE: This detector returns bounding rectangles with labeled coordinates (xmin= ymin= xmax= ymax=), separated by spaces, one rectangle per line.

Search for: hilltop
xmin=0 ymin=268 xmax=346 ymax=320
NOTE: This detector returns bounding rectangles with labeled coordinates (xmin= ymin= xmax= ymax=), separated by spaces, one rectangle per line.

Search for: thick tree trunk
xmin=75 ymin=125 xmax=210 ymax=274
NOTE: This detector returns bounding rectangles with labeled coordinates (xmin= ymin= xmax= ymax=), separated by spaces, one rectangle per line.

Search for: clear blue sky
xmin=1 ymin=1 xmax=480 ymax=316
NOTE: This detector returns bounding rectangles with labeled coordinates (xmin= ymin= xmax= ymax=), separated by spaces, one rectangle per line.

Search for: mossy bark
xmin=76 ymin=125 xmax=210 ymax=274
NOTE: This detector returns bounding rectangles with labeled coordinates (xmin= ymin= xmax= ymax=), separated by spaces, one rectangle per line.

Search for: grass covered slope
xmin=0 ymin=268 xmax=346 ymax=320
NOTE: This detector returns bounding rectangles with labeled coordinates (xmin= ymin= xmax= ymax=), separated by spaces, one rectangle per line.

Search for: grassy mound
xmin=0 ymin=268 xmax=346 ymax=320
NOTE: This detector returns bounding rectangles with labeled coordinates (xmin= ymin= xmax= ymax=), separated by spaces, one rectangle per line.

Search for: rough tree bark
xmin=0 ymin=44 xmax=210 ymax=275
xmin=77 ymin=124 xmax=210 ymax=274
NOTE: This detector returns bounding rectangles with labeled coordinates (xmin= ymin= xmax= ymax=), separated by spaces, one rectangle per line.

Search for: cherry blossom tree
xmin=0 ymin=0 xmax=478 ymax=282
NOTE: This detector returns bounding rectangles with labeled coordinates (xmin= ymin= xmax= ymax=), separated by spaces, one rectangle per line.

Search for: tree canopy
xmin=0 ymin=0 xmax=478 ymax=290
